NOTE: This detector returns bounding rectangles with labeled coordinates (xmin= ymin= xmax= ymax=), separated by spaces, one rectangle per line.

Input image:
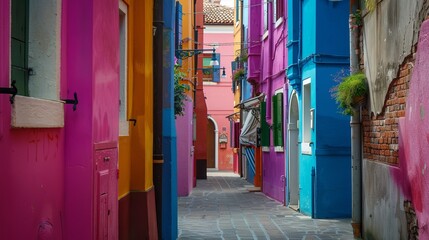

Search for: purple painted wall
xmin=247 ymin=0 xmax=262 ymax=83
xmin=177 ymin=99 xmax=194 ymax=196
xmin=258 ymin=1 xmax=288 ymax=204
xmin=392 ymin=19 xmax=429 ymax=239
xmin=0 ymin=0 xmax=119 ymax=239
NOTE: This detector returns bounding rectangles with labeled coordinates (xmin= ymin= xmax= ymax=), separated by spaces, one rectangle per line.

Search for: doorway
xmin=206 ymin=117 xmax=218 ymax=169
xmin=288 ymin=91 xmax=300 ymax=210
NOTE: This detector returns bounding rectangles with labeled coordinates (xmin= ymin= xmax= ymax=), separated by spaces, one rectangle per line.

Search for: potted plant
xmin=233 ymin=68 xmax=245 ymax=82
xmin=333 ymin=72 xmax=368 ymax=116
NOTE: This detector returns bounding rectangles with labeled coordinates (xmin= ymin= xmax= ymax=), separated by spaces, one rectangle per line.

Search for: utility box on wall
xmin=94 ymin=142 xmax=118 ymax=240
xmin=219 ymin=133 xmax=228 ymax=149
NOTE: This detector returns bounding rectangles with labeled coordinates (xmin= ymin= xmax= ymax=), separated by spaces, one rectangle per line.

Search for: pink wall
xmin=204 ymin=31 xmax=235 ymax=171
xmin=392 ymin=19 xmax=429 ymax=239
xmin=0 ymin=0 xmax=65 ymax=239
xmin=0 ymin=0 xmax=119 ymax=239
xmin=176 ymin=99 xmax=194 ymax=196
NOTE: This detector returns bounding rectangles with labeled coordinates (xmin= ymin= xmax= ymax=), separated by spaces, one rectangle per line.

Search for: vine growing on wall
xmin=364 ymin=0 xmax=376 ymax=12
xmin=174 ymin=63 xmax=190 ymax=118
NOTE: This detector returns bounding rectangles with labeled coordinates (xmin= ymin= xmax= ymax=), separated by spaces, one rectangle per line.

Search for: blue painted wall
xmin=162 ymin=0 xmax=178 ymax=238
xmin=287 ymin=0 xmax=351 ymax=218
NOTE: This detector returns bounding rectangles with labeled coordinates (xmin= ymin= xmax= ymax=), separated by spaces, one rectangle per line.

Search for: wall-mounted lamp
xmin=175 ymin=47 xmax=219 ymax=66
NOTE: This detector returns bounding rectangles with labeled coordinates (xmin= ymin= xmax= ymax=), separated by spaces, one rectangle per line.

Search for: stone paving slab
xmin=178 ymin=172 xmax=354 ymax=240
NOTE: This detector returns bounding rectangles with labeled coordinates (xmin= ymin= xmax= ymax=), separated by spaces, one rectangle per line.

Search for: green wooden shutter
xmin=260 ymin=101 xmax=270 ymax=147
xmin=273 ymin=93 xmax=283 ymax=146
xmin=11 ymin=0 xmax=29 ymax=96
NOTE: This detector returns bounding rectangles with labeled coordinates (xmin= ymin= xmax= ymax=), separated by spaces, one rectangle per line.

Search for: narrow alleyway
xmin=178 ymin=171 xmax=354 ymax=240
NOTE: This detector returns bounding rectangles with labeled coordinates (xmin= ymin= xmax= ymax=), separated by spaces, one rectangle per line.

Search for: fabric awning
xmin=234 ymin=93 xmax=265 ymax=109
xmin=240 ymin=108 xmax=259 ymax=146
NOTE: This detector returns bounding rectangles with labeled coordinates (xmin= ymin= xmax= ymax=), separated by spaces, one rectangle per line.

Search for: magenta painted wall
xmin=257 ymin=1 xmax=288 ymax=204
xmin=247 ymin=0 xmax=262 ymax=83
xmin=0 ymin=0 xmax=64 ymax=239
xmin=63 ymin=0 xmax=119 ymax=239
xmin=0 ymin=0 xmax=119 ymax=239
xmin=204 ymin=30 xmax=235 ymax=171
xmin=392 ymin=19 xmax=429 ymax=239
xmin=176 ymin=99 xmax=194 ymax=196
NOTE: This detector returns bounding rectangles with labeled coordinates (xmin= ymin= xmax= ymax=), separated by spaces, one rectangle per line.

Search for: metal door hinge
xmin=61 ymin=92 xmax=78 ymax=111
xmin=0 ymin=81 xmax=18 ymax=104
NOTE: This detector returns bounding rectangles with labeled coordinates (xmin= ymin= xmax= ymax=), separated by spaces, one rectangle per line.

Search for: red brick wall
xmin=362 ymin=53 xmax=415 ymax=165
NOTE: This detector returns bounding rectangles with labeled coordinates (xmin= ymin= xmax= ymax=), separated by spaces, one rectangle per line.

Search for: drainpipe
xmin=349 ymin=0 xmax=362 ymax=238
xmin=267 ymin=0 xmax=273 ymax=119
xmin=311 ymin=167 xmax=316 ymax=218
xmin=153 ymin=0 xmax=164 ymax=238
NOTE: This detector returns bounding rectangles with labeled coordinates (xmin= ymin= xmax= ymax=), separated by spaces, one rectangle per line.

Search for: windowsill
xmin=262 ymin=146 xmax=270 ymax=152
xmin=274 ymin=146 xmax=284 ymax=152
xmin=119 ymin=120 xmax=129 ymax=136
xmin=301 ymin=142 xmax=312 ymax=155
xmin=203 ymin=81 xmax=218 ymax=85
xmin=275 ymin=17 xmax=284 ymax=29
xmin=11 ymin=95 xmax=64 ymax=128
xmin=262 ymin=30 xmax=268 ymax=40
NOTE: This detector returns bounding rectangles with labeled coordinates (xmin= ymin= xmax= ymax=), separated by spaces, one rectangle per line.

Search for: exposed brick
xmin=361 ymin=54 xmax=413 ymax=165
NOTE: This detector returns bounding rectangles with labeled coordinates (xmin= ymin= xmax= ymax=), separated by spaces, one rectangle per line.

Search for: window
xmin=11 ymin=0 xmax=29 ymax=96
xmin=302 ymin=78 xmax=312 ymax=154
xmin=259 ymin=100 xmax=270 ymax=148
xmin=175 ymin=2 xmax=182 ymax=66
xmin=235 ymin=0 xmax=239 ymax=22
xmin=10 ymin=0 xmax=63 ymax=128
xmin=274 ymin=0 xmax=284 ymax=22
xmin=272 ymin=89 xmax=283 ymax=151
xmin=263 ymin=0 xmax=268 ymax=32
xmin=119 ymin=1 xmax=128 ymax=136
xmin=202 ymin=54 xmax=220 ymax=83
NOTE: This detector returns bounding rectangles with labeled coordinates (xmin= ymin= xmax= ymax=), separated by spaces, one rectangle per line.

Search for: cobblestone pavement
xmin=178 ymin=171 xmax=354 ymax=240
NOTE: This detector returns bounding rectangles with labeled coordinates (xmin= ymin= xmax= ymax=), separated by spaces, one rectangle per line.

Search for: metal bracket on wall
xmin=0 ymin=80 xmax=18 ymax=104
xmin=61 ymin=92 xmax=78 ymax=111
xmin=129 ymin=119 xmax=137 ymax=126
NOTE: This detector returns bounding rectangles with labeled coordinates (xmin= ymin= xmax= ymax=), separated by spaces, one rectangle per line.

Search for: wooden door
xmin=206 ymin=119 xmax=215 ymax=168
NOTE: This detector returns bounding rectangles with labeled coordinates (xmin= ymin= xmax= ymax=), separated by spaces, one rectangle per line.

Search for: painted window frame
xmin=10 ymin=0 xmax=64 ymax=128
xmin=202 ymin=53 xmax=220 ymax=83
xmin=260 ymin=97 xmax=270 ymax=152
xmin=272 ymin=88 xmax=284 ymax=152
xmin=302 ymin=78 xmax=312 ymax=155
xmin=263 ymin=0 xmax=268 ymax=34
xmin=274 ymin=0 xmax=284 ymax=22
xmin=119 ymin=0 xmax=129 ymax=136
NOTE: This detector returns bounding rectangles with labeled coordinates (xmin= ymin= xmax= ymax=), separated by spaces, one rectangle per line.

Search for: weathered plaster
xmin=363 ymin=0 xmax=429 ymax=114
xmin=28 ymin=0 xmax=61 ymax=100
xmin=176 ymin=99 xmax=194 ymax=196
xmin=392 ymin=19 xmax=429 ymax=239
xmin=362 ymin=160 xmax=407 ymax=240
xmin=11 ymin=95 xmax=64 ymax=128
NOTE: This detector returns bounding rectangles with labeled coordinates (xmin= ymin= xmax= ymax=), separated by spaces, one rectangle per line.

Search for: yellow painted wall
xmin=118 ymin=0 xmax=154 ymax=199
xmin=233 ymin=0 xmax=242 ymax=113
xmin=179 ymin=0 xmax=195 ymax=97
